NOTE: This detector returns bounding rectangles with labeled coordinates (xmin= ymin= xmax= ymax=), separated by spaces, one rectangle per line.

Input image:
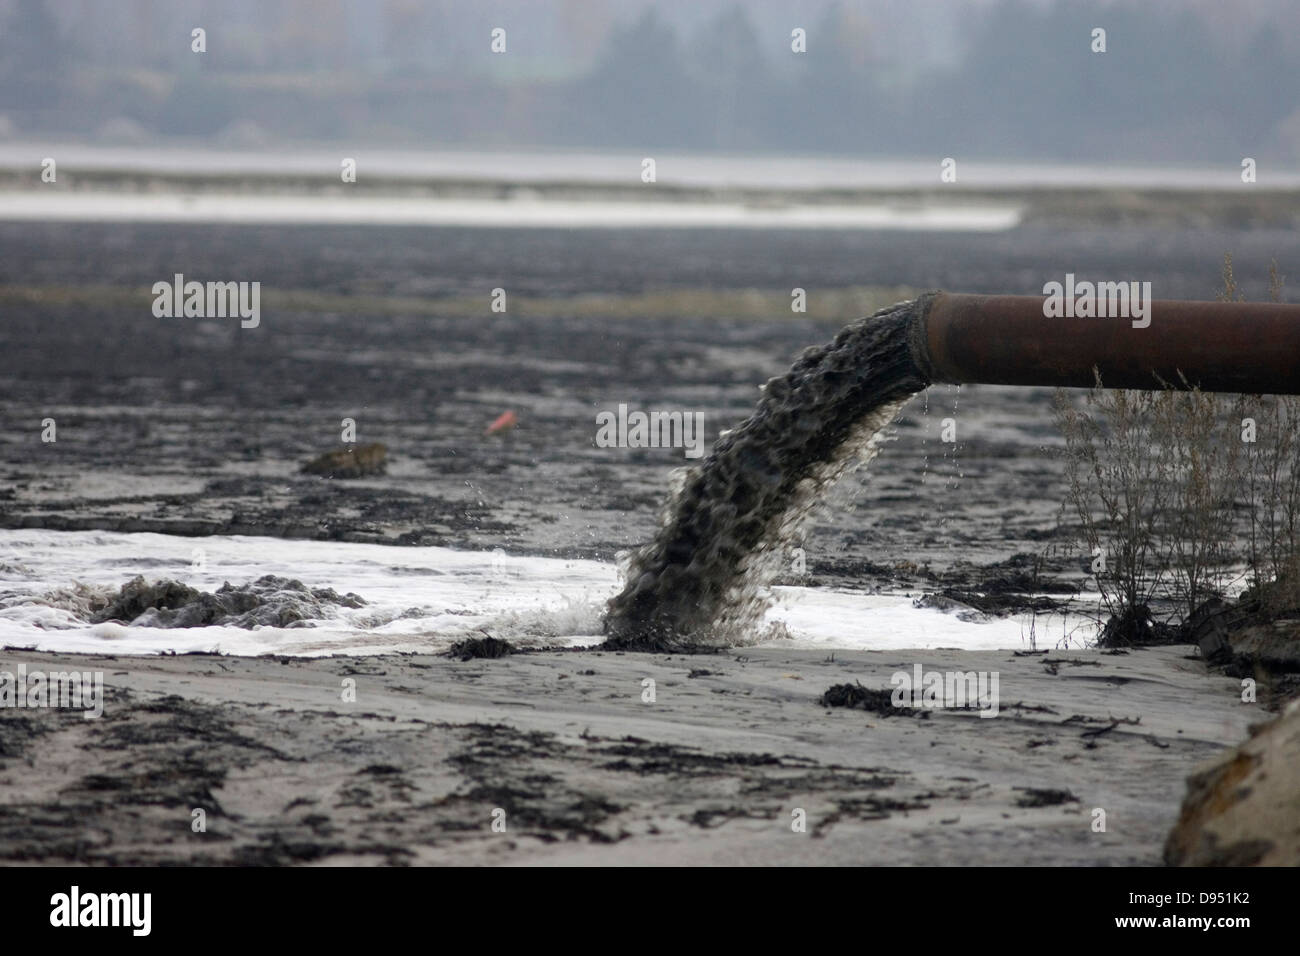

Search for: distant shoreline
xmin=1 ymin=166 xmax=1294 ymax=229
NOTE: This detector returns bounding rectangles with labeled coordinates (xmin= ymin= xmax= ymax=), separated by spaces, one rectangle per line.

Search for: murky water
xmin=0 ymin=529 xmax=1064 ymax=656
xmin=604 ymin=298 xmax=931 ymax=649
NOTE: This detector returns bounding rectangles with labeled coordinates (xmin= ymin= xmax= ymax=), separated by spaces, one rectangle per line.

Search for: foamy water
xmin=0 ymin=191 xmax=1021 ymax=231
xmin=0 ymin=530 xmax=1072 ymax=657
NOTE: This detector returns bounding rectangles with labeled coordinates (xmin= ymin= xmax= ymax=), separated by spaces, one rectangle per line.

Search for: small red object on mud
xmin=485 ymin=410 xmax=518 ymax=435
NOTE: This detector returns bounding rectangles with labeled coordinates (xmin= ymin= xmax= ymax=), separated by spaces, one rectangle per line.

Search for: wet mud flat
xmin=0 ymin=644 xmax=1250 ymax=865
xmin=0 ymin=220 xmax=1293 ymax=864
xmin=9 ymin=219 xmax=1275 ymax=602
xmin=4 ymin=220 xmax=1299 ymax=607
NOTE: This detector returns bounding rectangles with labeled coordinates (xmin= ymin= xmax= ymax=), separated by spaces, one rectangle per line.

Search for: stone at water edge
xmin=1164 ymin=697 xmax=1300 ymax=866
xmin=300 ymin=442 xmax=387 ymax=479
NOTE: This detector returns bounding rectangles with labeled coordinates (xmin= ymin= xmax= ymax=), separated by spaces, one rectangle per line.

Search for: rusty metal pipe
xmin=910 ymin=292 xmax=1300 ymax=394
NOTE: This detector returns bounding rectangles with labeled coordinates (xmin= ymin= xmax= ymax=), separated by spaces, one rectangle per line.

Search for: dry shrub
xmin=1053 ymin=382 xmax=1168 ymax=644
xmin=1054 ymin=255 xmax=1299 ymax=644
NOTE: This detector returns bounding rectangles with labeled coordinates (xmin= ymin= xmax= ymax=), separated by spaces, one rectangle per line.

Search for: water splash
xmin=604 ymin=297 xmax=932 ymax=650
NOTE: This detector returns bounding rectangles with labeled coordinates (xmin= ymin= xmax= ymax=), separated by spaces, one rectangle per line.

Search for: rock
xmin=300 ymin=442 xmax=387 ymax=479
xmin=1164 ymin=699 xmax=1300 ymax=866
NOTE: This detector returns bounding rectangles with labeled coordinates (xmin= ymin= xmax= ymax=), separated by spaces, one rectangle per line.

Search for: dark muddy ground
xmin=0 ymin=644 xmax=1246 ymax=865
xmin=1 ymin=220 xmax=1293 ymax=866
xmin=1 ymin=221 xmax=1297 ymax=603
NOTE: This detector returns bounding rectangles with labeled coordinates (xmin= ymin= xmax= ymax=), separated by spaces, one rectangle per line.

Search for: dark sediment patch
xmin=0 ymin=691 xmax=279 ymax=863
xmin=1097 ymin=603 xmax=1181 ymax=648
xmin=90 ymin=574 xmax=366 ymax=628
xmin=447 ymin=635 xmax=515 ymax=661
xmin=0 ymin=714 xmax=45 ymax=758
xmin=819 ymin=681 xmax=925 ymax=718
xmin=936 ymin=589 xmax=1063 ymax=616
xmin=924 ymin=553 xmax=1076 ymax=617
xmin=603 ymin=297 xmax=932 ymax=651
xmin=1014 ymin=787 xmax=1080 ymax=808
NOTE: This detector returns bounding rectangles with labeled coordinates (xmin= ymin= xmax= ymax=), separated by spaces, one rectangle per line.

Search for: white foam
xmin=0 ymin=192 xmax=1021 ymax=231
xmin=0 ymin=530 xmax=1083 ymax=656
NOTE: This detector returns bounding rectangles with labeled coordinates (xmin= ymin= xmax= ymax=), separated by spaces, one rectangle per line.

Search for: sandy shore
xmin=0 ymin=642 xmax=1250 ymax=865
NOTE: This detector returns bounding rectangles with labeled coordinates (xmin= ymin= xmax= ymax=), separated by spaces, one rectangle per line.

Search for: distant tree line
xmin=2 ymin=0 xmax=1298 ymax=162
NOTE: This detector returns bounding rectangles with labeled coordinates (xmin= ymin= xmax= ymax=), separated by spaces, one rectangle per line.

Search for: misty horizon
xmin=3 ymin=0 xmax=1300 ymax=165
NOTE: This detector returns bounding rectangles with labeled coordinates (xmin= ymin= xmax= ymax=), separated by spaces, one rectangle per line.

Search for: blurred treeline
xmin=2 ymin=0 xmax=1299 ymax=161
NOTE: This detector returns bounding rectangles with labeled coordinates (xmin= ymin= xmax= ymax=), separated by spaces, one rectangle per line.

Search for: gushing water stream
xmin=604 ymin=297 xmax=932 ymax=650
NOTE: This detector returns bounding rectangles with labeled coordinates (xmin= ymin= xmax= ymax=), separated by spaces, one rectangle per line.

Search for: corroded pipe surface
xmin=913 ymin=292 xmax=1300 ymax=394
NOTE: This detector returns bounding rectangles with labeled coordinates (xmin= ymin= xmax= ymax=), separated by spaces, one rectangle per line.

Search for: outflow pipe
xmin=604 ymin=291 xmax=1300 ymax=650
xmin=909 ymin=293 xmax=1300 ymax=394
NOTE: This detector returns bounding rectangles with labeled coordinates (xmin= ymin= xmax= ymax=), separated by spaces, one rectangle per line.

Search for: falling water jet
xmin=603 ymin=292 xmax=1300 ymax=652
xmin=603 ymin=296 xmax=933 ymax=651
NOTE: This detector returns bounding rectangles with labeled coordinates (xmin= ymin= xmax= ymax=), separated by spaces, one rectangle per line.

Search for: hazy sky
xmin=3 ymin=0 xmax=1299 ymax=162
